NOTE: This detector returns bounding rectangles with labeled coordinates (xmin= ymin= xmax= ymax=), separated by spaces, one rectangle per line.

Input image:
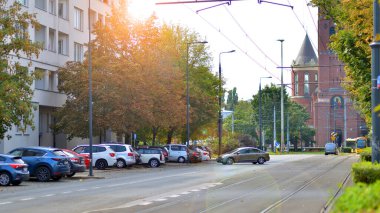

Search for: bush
xmin=332 ymin=180 xmax=380 ymax=212
xmin=352 ymin=162 xmax=380 ymax=184
xmin=342 ymin=147 xmax=352 ymax=153
xmin=360 ymin=147 xmax=372 ymax=162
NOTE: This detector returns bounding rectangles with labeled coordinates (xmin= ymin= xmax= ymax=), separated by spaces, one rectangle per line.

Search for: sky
xmin=127 ymin=0 xmax=318 ymax=100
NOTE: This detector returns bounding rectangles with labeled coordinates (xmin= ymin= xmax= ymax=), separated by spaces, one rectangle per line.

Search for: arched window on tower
xmin=304 ymin=72 xmax=310 ymax=95
xmin=295 ymin=73 xmax=299 ymax=95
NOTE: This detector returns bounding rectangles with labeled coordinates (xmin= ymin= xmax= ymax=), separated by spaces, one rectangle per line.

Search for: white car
xmin=136 ymin=148 xmax=165 ymax=168
xmin=165 ymin=144 xmax=188 ymax=163
xmin=100 ymin=144 xmax=136 ymax=168
xmin=72 ymin=145 xmax=117 ymax=170
xmin=195 ymin=147 xmax=210 ymax=161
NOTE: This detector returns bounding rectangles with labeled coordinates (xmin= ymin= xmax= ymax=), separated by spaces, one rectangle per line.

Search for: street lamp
xmin=278 ymin=39 xmax=284 ymax=152
xmin=259 ymin=76 xmax=272 ymax=151
xmin=218 ymin=50 xmax=236 ymax=156
xmin=186 ymin=41 xmax=208 ymax=147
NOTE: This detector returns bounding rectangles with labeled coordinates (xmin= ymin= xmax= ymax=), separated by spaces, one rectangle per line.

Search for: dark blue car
xmin=8 ymin=147 xmax=70 ymax=182
xmin=0 ymin=154 xmax=29 ymax=186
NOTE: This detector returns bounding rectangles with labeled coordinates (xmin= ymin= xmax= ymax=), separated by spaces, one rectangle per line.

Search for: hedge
xmin=332 ymin=180 xmax=380 ymax=212
xmin=352 ymin=162 xmax=380 ymax=184
xmin=360 ymin=147 xmax=372 ymax=162
xmin=342 ymin=147 xmax=352 ymax=153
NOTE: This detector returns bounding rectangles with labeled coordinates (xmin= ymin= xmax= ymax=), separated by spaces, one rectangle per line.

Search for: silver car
xmin=165 ymin=144 xmax=188 ymax=163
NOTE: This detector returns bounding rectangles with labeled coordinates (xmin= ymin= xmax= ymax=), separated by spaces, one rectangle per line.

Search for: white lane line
xmin=190 ymin=189 xmax=200 ymax=192
xmin=169 ymin=195 xmax=180 ymax=198
xmin=180 ymin=191 xmax=190 ymax=195
xmin=154 ymin=198 xmax=167 ymax=202
xmin=20 ymin=198 xmax=34 ymax=201
xmin=91 ymin=186 xmax=101 ymax=189
xmin=41 ymin=194 xmax=55 ymax=197
xmin=138 ymin=202 xmax=152 ymax=206
xmin=0 ymin=202 xmax=12 ymax=205
xmin=77 ymin=189 xmax=88 ymax=192
xmin=62 ymin=191 xmax=72 ymax=194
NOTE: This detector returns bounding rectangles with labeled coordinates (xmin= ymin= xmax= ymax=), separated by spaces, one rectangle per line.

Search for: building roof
xmin=294 ymin=34 xmax=318 ymax=67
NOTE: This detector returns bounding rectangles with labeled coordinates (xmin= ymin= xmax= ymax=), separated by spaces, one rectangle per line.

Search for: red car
xmin=62 ymin=149 xmax=90 ymax=171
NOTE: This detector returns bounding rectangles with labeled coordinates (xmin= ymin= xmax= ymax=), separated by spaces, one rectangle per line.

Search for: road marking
xmin=77 ymin=189 xmax=88 ymax=192
xmin=62 ymin=191 xmax=72 ymax=194
xmin=91 ymin=186 xmax=101 ymax=189
xmin=0 ymin=202 xmax=12 ymax=205
xmin=138 ymin=202 xmax=152 ymax=206
xmin=154 ymin=198 xmax=167 ymax=202
xmin=180 ymin=191 xmax=190 ymax=194
xmin=169 ymin=195 xmax=180 ymax=198
xmin=20 ymin=198 xmax=34 ymax=201
xmin=41 ymin=194 xmax=55 ymax=197
xmin=190 ymin=189 xmax=200 ymax=192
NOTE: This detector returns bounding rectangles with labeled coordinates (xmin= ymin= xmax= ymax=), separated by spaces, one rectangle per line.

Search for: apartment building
xmin=0 ymin=0 xmax=116 ymax=153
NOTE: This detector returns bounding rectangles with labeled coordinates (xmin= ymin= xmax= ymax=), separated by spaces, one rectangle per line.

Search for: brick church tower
xmin=291 ymin=15 xmax=365 ymax=147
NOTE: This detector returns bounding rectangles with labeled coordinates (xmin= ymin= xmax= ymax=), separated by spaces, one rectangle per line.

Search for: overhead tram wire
xmin=183 ymin=5 xmax=281 ymax=81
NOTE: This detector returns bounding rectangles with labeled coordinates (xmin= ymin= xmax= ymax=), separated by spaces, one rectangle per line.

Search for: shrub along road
xmin=0 ymin=154 xmax=358 ymax=213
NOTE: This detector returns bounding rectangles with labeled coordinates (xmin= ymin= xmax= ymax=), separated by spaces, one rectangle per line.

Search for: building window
xmin=48 ymin=28 xmax=56 ymax=52
xmin=35 ymin=0 xmax=47 ymax=11
xmin=295 ymin=73 xmax=299 ymax=95
xmin=315 ymin=73 xmax=318 ymax=82
xmin=35 ymin=68 xmax=45 ymax=89
xmin=17 ymin=0 xmax=28 ymax=6
xmin=74 ymin=7 xmax=83 ymax=31
xmin=304 ymin=72 xmax=310 ymax=95
xmin=15 ymin=23 xmax=26 ymax=39
xmin=35 ymin=25 xmax=46 ymax=49
xmin=74 ymin=43 xmax=83 ymax=62
xmin=58 ymin=0 xmax=68 ymax=19
xmin=58 ymin=32 xmax=68 ymax=55
xmin=89 ymin=10 xmax=97 ymax=29
xmin=48 ymin=0 xmax=56 ymax=14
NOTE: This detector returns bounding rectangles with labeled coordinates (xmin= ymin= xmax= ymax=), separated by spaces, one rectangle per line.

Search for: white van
xmin=164 ymin=144 xmax=189 ymax=163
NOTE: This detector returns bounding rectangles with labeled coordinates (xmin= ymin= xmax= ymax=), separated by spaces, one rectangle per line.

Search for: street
xmin=0 ymin=154 xmax=357 ymax=213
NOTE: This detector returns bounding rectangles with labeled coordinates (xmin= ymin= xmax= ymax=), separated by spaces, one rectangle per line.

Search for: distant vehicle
xmin=7 ymin=147 xmax=70 ymax=182
xmin=165 ymin=144 xmax=189 ymax=163
xmin=188 ymin=148 xmax=202 ymax=163
xmin=0 ymin=154 xmax=29 ymax=186
xmin=194 ymin=147 xmax=210 ymax=161
xmin=73 ymin=145 xmax=117 ymax=170
xmin=217 ymin=147 xmax=270 ymax=165
xmin=148 ymin=146 xmax=169 ymax=162
xmin=100 ymin=144 xmax=136 ymax=168
xmin=325 ymin=143 xmax=338 ymax=155
xmin=135 ymin=147 xmax=165 ymax=168
xmin=61 ymin=149 xmax=86 ymax=177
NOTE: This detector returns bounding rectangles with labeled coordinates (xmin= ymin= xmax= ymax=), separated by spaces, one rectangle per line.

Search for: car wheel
xmin=258 ymin=157 xmax=265 ymax=165
xmin=36 ymin=166 xmax=51 ymax=182
xmin=52 ymin=175 xmax=62 ymax=181
xmin=0 ymin=172 xmax=11 ymax=186
xmin=325 ymin=153 xmax=328 ymax=155
xmin=95 ymin=159 xmax=108 ymax=170
xmin=226 ymin=158 xmax=234 ymax=165
xmin=12 ymin=180 xmax=22 ymax=186
xmin=177 ymin=157 xmax=185 ymax=163
xmin=149 ymin=159 xmax=160 ymax=168
xmin=66 ymin=172 xmax=76 ymax=177
xmin=116 ymin=159 xmax=126 ymax=168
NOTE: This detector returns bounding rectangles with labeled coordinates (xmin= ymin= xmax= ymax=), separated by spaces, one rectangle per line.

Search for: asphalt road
xmin=0 ymin=154 xmax=358 ymax=213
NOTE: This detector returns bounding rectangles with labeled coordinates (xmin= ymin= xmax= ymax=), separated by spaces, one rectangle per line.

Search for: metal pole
xmin=287 ymin=113 xmax=290 ymax=152
xmin=186 ymin=43 xmax=190 ymax=147
xmin=278 ymin=39 xmax=285 ymax=153
xmin=371 ymin=0 xmax=380 ymax=163
xmin=344 ymin=93 xmax=347 ymax=147
xmin=218 ymin=50 xmax=235 ymax=156
xmin=88 ymin=0 xmax=93 ymax=176
xmin=231 ymin=112 xmax=234 ymax=134
xmin=273 ymin=105 xmax=276 ymax=152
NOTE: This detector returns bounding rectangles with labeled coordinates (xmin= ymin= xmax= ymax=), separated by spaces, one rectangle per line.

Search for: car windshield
xmin=225 ymin=148 xmax=239 ymax=154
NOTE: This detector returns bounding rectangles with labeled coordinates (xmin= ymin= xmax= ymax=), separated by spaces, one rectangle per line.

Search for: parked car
xmin=72 ymin=145 xmax=117 ymax=170
xmin=0 ymin=154 xmax=29 ymax=186
xmin=164 ymin=144 xmax=189 ymax=163
xmin=100 ymin=144 xmax=136 ymax=168
xmin=188 ymin=148 xmax=202 ymax=163
xmin=61 ymin=149 xmax=86 ymax=177
xmin=198 ymin=146 xmax=212 ymax=159
xmin=217 ymin=147 xmax=270 ymax=165
xmin=7 ymin=147 xmax=70 ymax=182
xmin=147 ymin=146 xmax=169 ymax=162
xmin=190 ymin=145 xmax=210 ymax=161
xmin=325 ymin=143 xmax=338 ymax=155
xmin=135 ymin=147 xmax=165 ymax=168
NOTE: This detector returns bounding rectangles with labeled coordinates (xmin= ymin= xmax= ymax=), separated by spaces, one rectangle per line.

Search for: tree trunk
xmin=124 ymin=132 xmax=131 ymax=145
xmin=152 ymin=127 xmax=159 ymax=146
xmin=167 ymin=127 xmax=175 ymax=144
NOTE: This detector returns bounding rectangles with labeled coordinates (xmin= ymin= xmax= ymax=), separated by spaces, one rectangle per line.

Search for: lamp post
xmin=278 ymin=39 xmax=284 ymax=152
xmin=87 ymin=0 xmax=94 ymax=176
xmin=218 ymin=50 xmax=235 ymax=156
xmin=186 ymin=41 xmax=207 ymax=147
xmin=259 ymin=76 xmax=272 ymax=150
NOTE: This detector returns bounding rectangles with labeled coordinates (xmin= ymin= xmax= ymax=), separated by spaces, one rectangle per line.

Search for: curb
xmin=68 ymin=175 xmax=105 ymax=180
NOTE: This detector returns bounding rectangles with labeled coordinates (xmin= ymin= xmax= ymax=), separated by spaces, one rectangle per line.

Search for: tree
xmin=225 ymin=87 xmax=238 ymax=111
xmin=224 ymin=100 xmax=257 ymax=138
xmin=0 ymin=0 xmax=42 ymax=139
xmin=311 ymin=0 xmax=372 ymax=125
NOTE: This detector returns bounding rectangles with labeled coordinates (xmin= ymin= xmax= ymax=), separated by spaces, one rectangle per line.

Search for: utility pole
xmin=273 ymin=105 xmax=276 ymax=152
xmin=371 ymin=0 xmax=380 ymax=163
xmin=287 ymin=113 xmax=290 ymax=152
xmin=278 ymin=39 xmax=285 ymax=153
xmin=344 ymin=94 xmax=347 ymax=147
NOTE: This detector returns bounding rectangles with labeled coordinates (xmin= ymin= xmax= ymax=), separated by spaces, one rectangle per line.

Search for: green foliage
xmin=225 ymin=87 xmax=238 ymax=111
xmin=224 ymin=100 xmax=257 ymax=139
xmin=0 ymin=0 xmax=42 ymax=139
xmin=342 ymin=147 xmax=353 ymax=153
xmin=360 ymin=147 xmax=372 ymax=162
xmin=352 ymin=162 xmax=380 ymax=184
xmin=209 ymin=134 xmax=239 ymax=157
xmin=332 ymin=180 xmax=380 ymax=213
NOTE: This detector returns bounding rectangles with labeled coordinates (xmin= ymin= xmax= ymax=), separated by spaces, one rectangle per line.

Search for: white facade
xmin=0 ymin=0 xmax=116 ymax=153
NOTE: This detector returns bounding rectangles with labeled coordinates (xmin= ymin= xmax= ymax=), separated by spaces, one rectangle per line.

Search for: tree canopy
xmin=0 ymin=0 xmax=42 ymax=139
